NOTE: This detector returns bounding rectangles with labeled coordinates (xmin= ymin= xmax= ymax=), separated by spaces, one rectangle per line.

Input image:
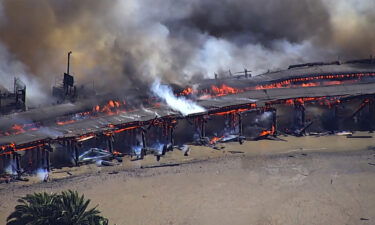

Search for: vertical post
xmin=41 ymin=148 xmax=45 ymax=169
xmin=170 ymin=125 xmax=174 ymax=146
xmin=45 ymin=150 xmax=50 ymax=171
xmin=65 ymin=140 xmax=69 ymax=154
xmin=0 ymin=154 xmax=5 ymax=172
xmin=140 ymin=131 xmax=146 ymax=159
xmin=272 ymin=108 xmax=277 ymax=136
xmin=73 ymin=141 xmax=79 ymax=166
xmin=369 ymin=96 xmax=375 ymax=133
xmin=45 ymin=145 xmax=52 ymax=172
xmin=0 ymin=155 xmax=5 ymax=172
xmin=107 ymin=135 xmax=114 ymax=153
xmin=333 ymin=104 xmax=339 ymax=132
xmin=14 ymin=152 xmax=20 ymax=173
xmin=293 ymin=102 xmax=305 ymax=133
xmin=238 ymin=113 xmax=243 ymax=136
xmin=67 ymin=51 xmax=72 ymax=75
xmin=36 ymin=146 xmax=41 ymax=168
xmin=141 ymin=131 xmax=146 ymax=149
xmin=200 ymin=117 xmax=206 ymax=138
xmin=29 ymin=149 xmax=34 ymax=172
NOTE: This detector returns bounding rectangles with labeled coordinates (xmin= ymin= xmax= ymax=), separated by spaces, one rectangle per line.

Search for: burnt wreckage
xmin=1 ymin=59 xmax=375 ymax=178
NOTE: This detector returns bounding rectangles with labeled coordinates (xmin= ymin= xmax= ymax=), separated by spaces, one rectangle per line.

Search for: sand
xmin=1 ymin=133 xmax=375 ymax=225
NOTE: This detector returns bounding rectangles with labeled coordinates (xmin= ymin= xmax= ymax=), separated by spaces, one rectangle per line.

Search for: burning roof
xmin=1 ymin=60 xmax=375 ymax=155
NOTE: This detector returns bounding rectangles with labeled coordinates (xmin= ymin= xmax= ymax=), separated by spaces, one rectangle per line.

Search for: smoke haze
xmin=0 ymin=0 xmax=374 ymax=101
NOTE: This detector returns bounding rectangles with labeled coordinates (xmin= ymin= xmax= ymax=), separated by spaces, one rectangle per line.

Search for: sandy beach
xmin=1 ymin=133 xmax=375 ymax=225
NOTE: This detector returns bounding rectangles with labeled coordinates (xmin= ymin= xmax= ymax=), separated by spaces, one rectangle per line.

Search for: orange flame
xmin=210 ymin=136 xmax=224 ymax=145
xmin=211 ymin=84 xmax=242 ymax=96
xmin=259 ymin=125 xmax=275 ymax=137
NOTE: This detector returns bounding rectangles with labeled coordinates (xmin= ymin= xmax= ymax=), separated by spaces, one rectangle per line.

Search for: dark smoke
xmin=0 ymin=0 xmax=374 ymax=103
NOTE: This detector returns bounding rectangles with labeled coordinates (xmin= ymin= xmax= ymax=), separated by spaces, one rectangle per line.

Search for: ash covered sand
xmin=1 ymin=133 xmax=375 ymax=225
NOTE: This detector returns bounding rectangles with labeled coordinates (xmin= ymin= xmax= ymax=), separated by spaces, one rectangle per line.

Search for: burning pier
xmin=1 ymin=59 xmax=375 ymax=181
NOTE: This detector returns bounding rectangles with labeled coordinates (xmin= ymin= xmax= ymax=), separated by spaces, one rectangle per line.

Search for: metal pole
xmin=67 ymin=51 xmax=72 ymax=75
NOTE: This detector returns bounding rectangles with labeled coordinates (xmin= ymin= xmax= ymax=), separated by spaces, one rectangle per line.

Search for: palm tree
xmin=57 ymin=190 xmax=108 ymax=225
xmin=6 ymin=192 xmax=60 ymax=225
xmin=7 ymin=190 xmax=109 ymax=225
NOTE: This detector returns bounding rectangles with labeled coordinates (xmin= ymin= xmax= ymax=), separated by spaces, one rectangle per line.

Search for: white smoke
xmin=5 ymin=162 xmax=17 ymax=175
xmin=0 ymin=43 xmax=50 ymax=106
xmin=151 ymin=80 xmax=205 ymax=116
xmin=184 ymin=36 xmax=332 ymax=78
xmin=36 ymin=168 xmax=49 ymax=181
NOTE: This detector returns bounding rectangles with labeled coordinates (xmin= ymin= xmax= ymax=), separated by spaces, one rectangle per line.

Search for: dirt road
xmin=1 ymin=134 xmax=375 ymax=225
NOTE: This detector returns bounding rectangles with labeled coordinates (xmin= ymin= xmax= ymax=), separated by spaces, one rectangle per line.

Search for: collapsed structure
xmin=1 ymin=59 xmax=375 ymax=179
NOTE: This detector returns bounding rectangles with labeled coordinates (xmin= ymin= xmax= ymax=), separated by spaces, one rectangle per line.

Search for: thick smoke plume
xmin=0 ymin=0 xmax=374 ymax=102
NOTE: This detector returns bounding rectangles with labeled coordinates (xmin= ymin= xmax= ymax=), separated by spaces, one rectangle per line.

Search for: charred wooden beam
xmin=44 ymin=144 xmax=53 ymax=172
xmin=271 ymin=108 xmax=277 ymax=136
xmin=13 ymin=152 xmax=21 ymax=174
xmin=369 ymin=96 xmax=375 ymax=132
xmin=73 ymin=141 xmax=79 ymax=166
xmin=293 ymin=102 xmax=306 ymax=135
xmin=107 ymin=135 xmax=114 ymax=153
xmin=36 ymin=146 xmax=41 ymax=168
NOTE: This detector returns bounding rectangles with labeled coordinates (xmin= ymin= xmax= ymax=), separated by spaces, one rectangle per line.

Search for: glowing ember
xmin=259 ymin=125 xmax=276 ymax=137
xmin=210 ymin=136 xmax=224 ymax=145
xmin=11 ymin=124 xmax=25 ymax=135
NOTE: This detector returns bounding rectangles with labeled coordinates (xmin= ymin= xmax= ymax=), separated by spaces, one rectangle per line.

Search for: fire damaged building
xmin=0 ymin=78 xmax=26 ymax=115
xmin=1 ymin=58 xmax=375 ymax=181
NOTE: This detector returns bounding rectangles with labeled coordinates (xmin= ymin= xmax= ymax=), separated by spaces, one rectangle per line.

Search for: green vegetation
xmin=7 ymin=190 xmax=109 ymax=225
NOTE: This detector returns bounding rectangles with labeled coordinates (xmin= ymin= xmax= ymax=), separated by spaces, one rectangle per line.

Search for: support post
xmin=333 ymin=104 xmax=340 ymax=132
xmin=36 ymin=146 xmax=41 ymax=168
xmin=200 ymin=117 xmax=206 ymax=138
xmin=73 ymin=141 xmax=79 ymax=166
xmin=170 ymin=125 xmax=174 ymax=146
xmin=107 ymin=135 xmax=114 ymax=153
xmin=41 ymin=148 xmax=45 ymax=169
xmin=14 ymin=152 xmax=20 ymax=173
xmin=1 ymin=154 xmax=5 ymax=172
xmin=293 ymin=102 xmax=305 ymax=134
xmin=66 ymin=140 xmax=71 ymax=154
xmin=45 ymin=150 xmax=50 ymax=171
xmin=141 ymin=131 xmax=147 ymax=159
xmin=141 ymin=131 xmax=147 ymax=149
xmin=238 ymin=113 xmax=243 ymax=136
xmin=369 ymin=96 xmax=375 ymax=133
xmin=45 ymin=145 xmax=52 ymax=172
xmin=272 ymin=108 xmax=277 ymax=136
